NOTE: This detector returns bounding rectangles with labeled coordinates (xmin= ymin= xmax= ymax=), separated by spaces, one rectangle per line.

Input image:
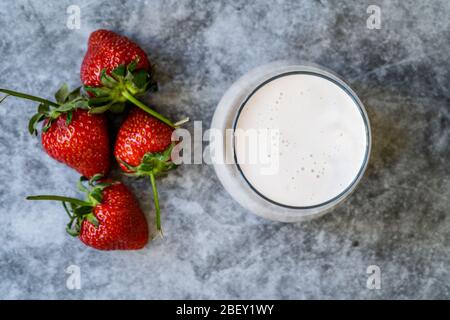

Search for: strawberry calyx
xmin=26 ymin=174 xmax=115 ymax=236
xmin=0 ymin=84 xmax=89 ymax=135
xmin=118 ymin=143 xmax=177 ymax=177
xmin=84 ymin=59 xmax=178 ymax=128
xmin=117 ymin=143 xmax=177 ymax=234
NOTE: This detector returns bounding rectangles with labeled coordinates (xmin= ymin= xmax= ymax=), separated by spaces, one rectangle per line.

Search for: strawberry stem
xmin=0 ymin=89 xmax=59 ymax=107
xmin=26 ymin=195 xmax=91 ymax=207
xmin=149 ymin=172 xmax=163 ymax=237
xmin=121 ymin=91 xmax=175 ymax=128
xmin=174 ymin=117 xmax=190 ymax=127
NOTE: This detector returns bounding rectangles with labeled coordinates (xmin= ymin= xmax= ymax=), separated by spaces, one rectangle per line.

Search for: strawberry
xmin=80 ymin=29 xmax=182 ymax=128
xmin=41 ymin=108 xmax=110 ymax=178
xmin=0 ymin=85 xmax=110 ymax=178
xmin=114 ymin=107 xmax=176 ymax=234
xmin=81 ymin=29 xmax=150 ymax=88
xmin=27 ymin=175 xmax=149 ymax=250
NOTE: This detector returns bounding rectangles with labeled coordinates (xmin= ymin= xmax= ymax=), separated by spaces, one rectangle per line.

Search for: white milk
xmin=234 ymin=73 xmax=368 ymax=207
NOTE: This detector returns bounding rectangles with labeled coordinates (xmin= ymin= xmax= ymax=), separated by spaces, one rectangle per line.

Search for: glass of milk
xmin=210 ymin=61 xmax=371 ymax=222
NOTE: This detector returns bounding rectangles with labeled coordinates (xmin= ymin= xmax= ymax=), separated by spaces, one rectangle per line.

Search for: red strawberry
xmin=80 ymin=30 xmax=181 ymax=128
xmin=81 ymin=29 xmax=150 ymax=88
xmin=27 ymin=175 xmax=149 ymax=251
xmin=114 ymin=108 xmax=176 ymax=234
xmin=115 ymin=108 xmax=173 ymax=170
xmin=0 ymin=85 xmax=110 ymax=178
xmin=41 ymin=109 xmax=110 ymax=178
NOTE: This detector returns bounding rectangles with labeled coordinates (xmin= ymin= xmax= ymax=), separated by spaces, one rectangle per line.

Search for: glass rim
xmin=232 ymin=68 xmax=372 ymax=210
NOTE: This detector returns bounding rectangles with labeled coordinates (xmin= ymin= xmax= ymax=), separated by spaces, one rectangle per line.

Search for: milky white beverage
xmin=211 ymin=63 xmax=371 ymax=221
xmin=234 ymin=72 xmax=369 ymax=208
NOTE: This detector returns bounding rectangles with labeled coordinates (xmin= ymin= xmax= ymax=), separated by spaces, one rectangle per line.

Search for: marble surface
xmin=0 ymin=0 xmax=449 ymax=299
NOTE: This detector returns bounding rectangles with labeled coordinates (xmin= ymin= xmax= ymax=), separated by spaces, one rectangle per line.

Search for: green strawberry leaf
xmin=62 ymin=202 xmax=73 ymax=218
xmin=89 ymin=103 xmax=112 ymax=114
xmin=42 ymin=120 xmax=53 ymax=132
xmin=132 ymin=69 xmax=148 ymax=89
xmin=89 ymin=189 xmax=103 ymax=204
xmin=88 ymin=96 xmax=113 ymax=107
xmin=127 ymin=59 xmax=138 ymax=73
xmin=57 ymin=102 xmax=77 ymax=112
xmin=137 ymin=163 xmax=154 ymax=172
xmin=89 ymin=174 xmax=104 ymax=185
xmin=68 ymin=86 xmax=82 ymax=101
xmin=85 ymin=213 xmax=99 ymax=228
xmin=93 ymin=182 xmax=112 ymax=190
xmin=100 ymin=69 xmax=118 ymax=88
xmin=128 ymin=144 xmax=178 ymax=177
xmin=69 ymin=202 xmax=78 ymax=213
xmin=54 ymin=83 xmax=70 ymax=104
xmin=28 ymin=113 xmax=44 ymax=135
xmin=65 ymin=111 xmax=73 ymax=125
xmin=77 ymin=176 xmax=89 ymax=193
xmin=38 ymin=103 xmax=50 ymax=114
xmin=112 ymin=64 xmax=126 ymax=79
xmin=74 ymin=99 xmax=89 ymax=109
xmin=85 ymin=86 xmax=112 ymax=98
xmin=117 ymin=158 xmax=137 ymax=172
xmin=73 ymin=206 xmax=93 ymax=217
xmin=66 ymin=223 xmax=80 ymax=237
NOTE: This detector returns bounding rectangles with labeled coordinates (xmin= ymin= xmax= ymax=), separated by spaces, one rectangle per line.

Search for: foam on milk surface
xmin=235 ymin=73 xmax=367 ymax=207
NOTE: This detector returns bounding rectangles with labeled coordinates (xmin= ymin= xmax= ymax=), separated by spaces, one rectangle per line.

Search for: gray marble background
xmin=0 ymin=0 xmax=448 ymax=299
